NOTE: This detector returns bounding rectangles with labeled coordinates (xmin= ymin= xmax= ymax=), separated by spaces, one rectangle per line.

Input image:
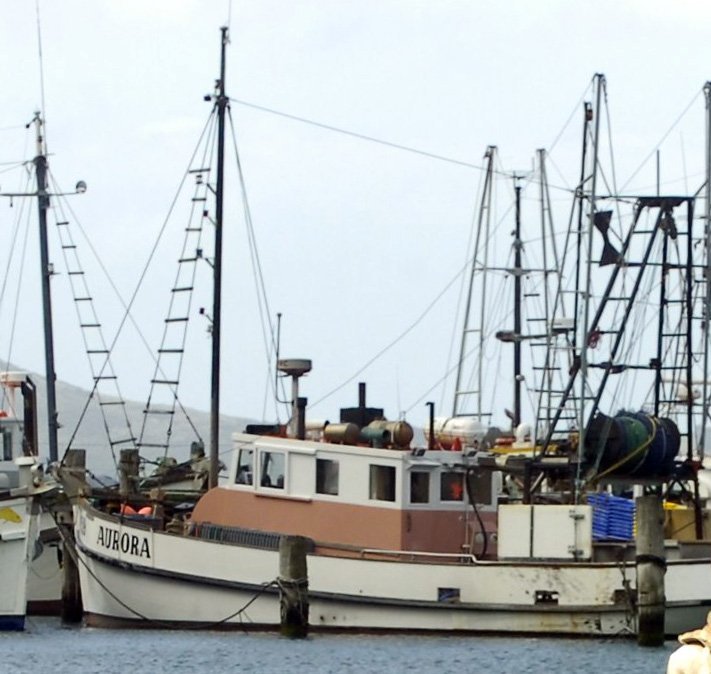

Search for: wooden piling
xmin=118 ymin=448 xmax=140 ymax=499
xmin=278 ymin=535 xmax=309 ymax=638
xmin=636 ymin=494 xmax=666 ymax=646
xmin=60 ymin=524 xmax=82 ymax=623
xmin=59 ymin=449 xmax=86 ymax=623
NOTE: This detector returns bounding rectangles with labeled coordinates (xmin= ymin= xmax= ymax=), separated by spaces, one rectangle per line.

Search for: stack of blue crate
xmin=587 ymin=492 xmax=635 ymax=541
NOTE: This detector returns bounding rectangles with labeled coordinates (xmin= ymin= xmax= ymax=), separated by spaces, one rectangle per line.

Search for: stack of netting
xmin=587 ymin=492 xmax=635 ymax=541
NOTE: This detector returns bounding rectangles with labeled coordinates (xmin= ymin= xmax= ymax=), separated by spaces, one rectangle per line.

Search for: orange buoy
xmin=119 ymin=504 xmax=137 ymax=516
xmin=137 ymin=506 xmax=153 ymax=516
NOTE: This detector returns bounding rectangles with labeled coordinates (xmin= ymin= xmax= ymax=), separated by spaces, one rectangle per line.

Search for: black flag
xmin=593 ymin=210 xmax=621 ymax=266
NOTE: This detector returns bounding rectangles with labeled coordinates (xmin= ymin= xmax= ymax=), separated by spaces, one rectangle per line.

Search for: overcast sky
xmin=1 ymin=1 xmax=711 ymax=451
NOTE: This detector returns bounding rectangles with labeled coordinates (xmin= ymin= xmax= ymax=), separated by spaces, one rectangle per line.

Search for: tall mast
xmin=32 ymin=112 xmax=59 ymax=463
xmin=209 ymin=27 xmax=229 ymax=489
xmin=453 ymin=146 xmax=495 ymax=418
xmin=576 ymin=73 xmax=604 ymax=498
xmin=512 ymin=176 xmax=523 ymax=429
xmin=702 ymin=81 xmax=711 ymax=461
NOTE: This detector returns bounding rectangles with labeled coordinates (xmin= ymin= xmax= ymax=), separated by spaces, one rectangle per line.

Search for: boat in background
xmin=0 ymin=371 xmax=57 ymax=628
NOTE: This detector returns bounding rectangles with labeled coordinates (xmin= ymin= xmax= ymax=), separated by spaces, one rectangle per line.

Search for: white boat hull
xmin=74 ymin=502 xmax=711 ymax=636
xmin=0 ymin=494 xmax=38 ymax=630
xmin=26 ymin=511 xmax=62 ymax=615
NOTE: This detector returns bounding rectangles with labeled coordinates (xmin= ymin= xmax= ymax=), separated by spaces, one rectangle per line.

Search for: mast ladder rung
xmin=86 ymin=349 xmax=109 ymax=354
xmin=93 ymin=375 xmax=117 ymax=381
xmin=191 ymin=197 xmax=207 ymax=202
xmin=80 ymin=323 xmax=101 ymax=328
xmin=56 ymin=221 xmax=69 ymax=226
xmin=157 ymin=348 xmax=184 ymax=354
xmin=109 ymin=438 xmax=136 ymax=447
xmin=67 ymin=271 xmax=85 ymax=276
xmin=136 ymin=442 xmax=169 ymax=449
xmin=143 ymin=409 xmax=175 ymax=416
xmin=150 ymin=379 xmax=179 ymax=385
xmin=527 ymin=318 xmax=547 ymax=323
xmin=74 ymin=297 xmax=92 ymax=302
xmin=185 ymin=227 xmax=202 ymax=233
xmin=62 ymin=244 xmax=77 ymax=250
xmin=171 ymin=286 xmax=193 ymax=293
xmin=99 ymin=400 xmax=125 ymax=406
xmin=165 ymin=317 xmax=189 ymax=323
xmin=178 ymin=257 xmax=199 ymax=263
xmin=189 ymin=167 xmax=211 ymax=174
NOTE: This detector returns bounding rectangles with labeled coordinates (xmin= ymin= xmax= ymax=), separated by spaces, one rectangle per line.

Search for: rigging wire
xmin=440 ymin=151 xmax=489 ymax=414
xmin=226 ymin=108 xmax=286 ymax=423
xmin=34 ymin=0 xmax=48 ymax=152
xmin=620 ymin=88 xmax=703 ymax=192
xmin=546 ymin=77 xmax=595 ymax=172
xmin=0 ymin=181 xmax=33 ymax=416
xmin=231 ymin=97 xmax=523 ymax=179
xmin=57 ymin=115 xmax=217 ymax=462
xmin=309 ymin=258 xmax=469 ymax=411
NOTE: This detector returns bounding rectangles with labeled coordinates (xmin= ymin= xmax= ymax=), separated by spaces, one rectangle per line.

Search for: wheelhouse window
xmin=440 ymin=471 xmax=464 ymax=502
xmin=410 ymin=471 xmax=430 ymax=504
xmin=235 ymin=449 xmax=253 ymax=485
xmin=260 ymin=451 xmax=285 ymax=489
xmin=316 ymin=458 xmax=339 ymax=495
xmin=369 ymin=464 xmax=396 ymax=502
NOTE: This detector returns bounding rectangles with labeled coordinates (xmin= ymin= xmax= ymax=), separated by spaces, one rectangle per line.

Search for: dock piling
xmin=636 ymin=494 xmax=666 ymax=646
xmin=278 ymin=535 xmax=309 ymax=638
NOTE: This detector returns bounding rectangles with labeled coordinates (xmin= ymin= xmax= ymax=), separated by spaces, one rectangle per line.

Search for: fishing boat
xmin=0 ymin=109 xmax=99 ymax=618
xmin=61 ymin=39 xmax=711 ymax=636
xmin=0 ymin=372 xmax=57 ymax=629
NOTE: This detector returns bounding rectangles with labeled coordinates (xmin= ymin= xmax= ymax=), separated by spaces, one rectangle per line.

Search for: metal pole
xmin=209 ymin=26 xmax=229 ymax=489
xmin=513 ymin=177 xmax=522 ymax=429
xmin=577 ymin=73 xmax=604 ymax=500
xmin=701 ymin=82 xmax=711 ymax=462
xmin=32 ymin=113 xmax=59 ymax=463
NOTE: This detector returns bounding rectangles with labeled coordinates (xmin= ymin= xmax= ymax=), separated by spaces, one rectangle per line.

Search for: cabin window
xmin=440 ymin=471 xmax=464 ymax=502
xmin=260 ymin=451 xmax=285 ymax=489
xmin=369 ymin=464 xmax=396 ymax=502
xmin=235 ymin=449 xmax=254 ymax=485
xmin=409 ymin=471 xmax=430 ymax=504
xmin=316 ymin=458 xmax=339 ymax=495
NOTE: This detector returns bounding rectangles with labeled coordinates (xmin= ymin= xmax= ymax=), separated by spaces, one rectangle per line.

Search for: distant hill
xmin=3 ymin=363 xmax=255 ymax=476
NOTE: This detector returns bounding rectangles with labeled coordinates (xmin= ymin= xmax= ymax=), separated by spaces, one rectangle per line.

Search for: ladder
xmin=136 ymin=166 xmax=213 ymax=455
xmin=54 ymin=216 xmax=136 ymax=458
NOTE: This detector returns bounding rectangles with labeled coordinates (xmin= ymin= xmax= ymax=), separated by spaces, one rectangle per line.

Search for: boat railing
xmin=358 ymin=548 xmax=478 ymax=564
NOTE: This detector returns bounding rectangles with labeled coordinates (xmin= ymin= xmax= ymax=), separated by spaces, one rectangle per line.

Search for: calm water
xmin=0 ymin=618 xmax=677 ymax=673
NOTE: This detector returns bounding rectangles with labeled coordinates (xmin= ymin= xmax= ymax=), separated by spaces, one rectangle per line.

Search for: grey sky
xmin=1 ymin=1 xmax=710 ymax=444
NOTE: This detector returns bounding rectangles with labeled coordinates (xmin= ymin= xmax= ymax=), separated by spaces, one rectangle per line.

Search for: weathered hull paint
xmin=75 ymin=501 xmax=711 ymax=636
xmin=0 ymin=495 xmax=37 ymax=630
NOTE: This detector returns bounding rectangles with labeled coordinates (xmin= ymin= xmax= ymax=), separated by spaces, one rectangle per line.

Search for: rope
xmin=53 ymin=510 xmax=279 ymax=630
xmin=587 ymin=415 xmax=658 ymax=483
